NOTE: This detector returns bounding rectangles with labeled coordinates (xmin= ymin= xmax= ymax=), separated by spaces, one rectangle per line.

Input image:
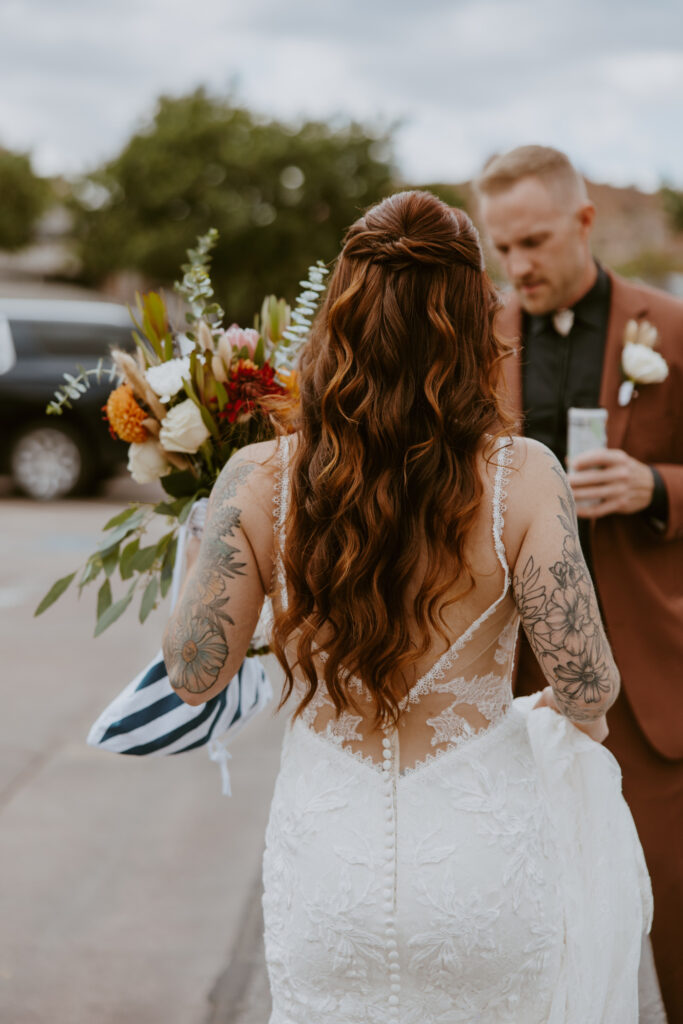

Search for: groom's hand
xmin=567 ymin=447 xmax=655 ymax=518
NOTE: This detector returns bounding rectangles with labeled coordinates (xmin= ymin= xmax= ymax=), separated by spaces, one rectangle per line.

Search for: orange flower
xmin=105 ymin=385 xmax=149 ymax=443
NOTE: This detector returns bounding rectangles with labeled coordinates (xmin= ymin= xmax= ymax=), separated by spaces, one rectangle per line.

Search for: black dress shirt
xmin=522 ymin=263 xmax=610 ymax=467
xmin=521 ymin=263 xmax=667 ymax=565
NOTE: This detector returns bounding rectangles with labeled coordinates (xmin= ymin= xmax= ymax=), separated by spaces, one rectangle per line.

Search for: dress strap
xmin=491 ymin=437 xmax=512 ymax=577
xmin=273 ymin=435 xmax=291 ymax=609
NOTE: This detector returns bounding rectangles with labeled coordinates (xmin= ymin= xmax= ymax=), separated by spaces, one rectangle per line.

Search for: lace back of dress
xmin=274 ymin=436 xmax=519 ymax=775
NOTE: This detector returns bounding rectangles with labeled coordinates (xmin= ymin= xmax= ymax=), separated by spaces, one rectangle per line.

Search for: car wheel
xmin=10 ymin=422 xmax=95 ymax=500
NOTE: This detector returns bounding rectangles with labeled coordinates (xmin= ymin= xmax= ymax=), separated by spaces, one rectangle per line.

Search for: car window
xmin=9 ymin=320 xmax=132 ymax=357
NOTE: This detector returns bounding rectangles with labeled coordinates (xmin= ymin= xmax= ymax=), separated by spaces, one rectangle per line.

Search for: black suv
xmin=0 ymin=298 xmax=135 ymax=499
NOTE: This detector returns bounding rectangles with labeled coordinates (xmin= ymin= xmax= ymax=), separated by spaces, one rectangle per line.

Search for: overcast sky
xmin=1 ymin=0 xmax=682 ymax=189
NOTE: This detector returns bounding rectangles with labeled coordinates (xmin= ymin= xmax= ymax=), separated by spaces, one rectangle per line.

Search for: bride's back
xmin=266 ymin=191 xmax=522 ymax=772
xmin=272 ymin=430 xmax=520 ymax=775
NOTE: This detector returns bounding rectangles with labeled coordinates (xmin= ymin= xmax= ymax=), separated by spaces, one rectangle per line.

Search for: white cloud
xmin=0 ymin=0 xmax=681 ymax=190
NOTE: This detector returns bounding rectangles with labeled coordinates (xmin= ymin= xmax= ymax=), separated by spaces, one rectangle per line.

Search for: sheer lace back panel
xmin=273 ymin=435 xmax=518 ymax=775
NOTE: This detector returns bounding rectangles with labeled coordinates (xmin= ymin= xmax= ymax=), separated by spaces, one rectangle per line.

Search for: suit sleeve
xmin=651 ymin=463 xmax=683 ymax=541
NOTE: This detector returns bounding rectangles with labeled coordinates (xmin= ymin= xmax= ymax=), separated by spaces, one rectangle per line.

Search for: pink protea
xmin=216 ymin=324 xmax=260 ymax=363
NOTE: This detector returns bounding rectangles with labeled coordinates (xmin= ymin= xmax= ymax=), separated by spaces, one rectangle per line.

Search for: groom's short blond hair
xmin=475 ymin=145 xmax=589 ymax=207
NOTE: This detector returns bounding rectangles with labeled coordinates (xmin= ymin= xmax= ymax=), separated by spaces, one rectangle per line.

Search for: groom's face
xmin=479 ymin=175 xmax=594 ymax=315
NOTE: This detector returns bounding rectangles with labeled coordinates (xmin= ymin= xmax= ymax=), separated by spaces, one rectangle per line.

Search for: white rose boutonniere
xmin=159 ymin=398 xmax=211 ymax=453
xmin=618 ymin=319 xmax=669 ymax=406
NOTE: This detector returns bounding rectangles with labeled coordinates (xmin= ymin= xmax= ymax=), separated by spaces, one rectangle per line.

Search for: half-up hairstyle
xmin=271 ymin=190 xmax=513 ymax=725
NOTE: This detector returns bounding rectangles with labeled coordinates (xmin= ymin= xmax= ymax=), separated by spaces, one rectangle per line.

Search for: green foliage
xmin=34 ymin=572 xmax=76 ymax=616
xmin=174 ymin=227 xmax=224 ymax=325
xmin=46 ymin=360 xmax=117 ymax=415
xmin=660 ymin=186 xmax=683 ymax=233
xmin=0 ymin=148 xmax=51 ymax=250
xmin=34 ymin=500 xmax=182 ymax=634
xmin=70 ymin=88 xmax=395 ymax=323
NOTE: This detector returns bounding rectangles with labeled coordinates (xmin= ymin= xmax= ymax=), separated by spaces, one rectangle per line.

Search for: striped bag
xmin=86 ymin=498 xmax=273 ymax=793
xmin=86 ymin=652 xmax=272 ymax=793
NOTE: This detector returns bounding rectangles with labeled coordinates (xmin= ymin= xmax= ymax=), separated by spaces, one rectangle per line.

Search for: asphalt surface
xmin=0 ymin=475 xmax=280 ymax=1024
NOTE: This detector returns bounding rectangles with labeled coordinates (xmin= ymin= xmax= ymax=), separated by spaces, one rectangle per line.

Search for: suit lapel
xmin=600 ymin=270 xmax=650 ymax=450
xmin=496 ymin=294 xmax=524 ymax=430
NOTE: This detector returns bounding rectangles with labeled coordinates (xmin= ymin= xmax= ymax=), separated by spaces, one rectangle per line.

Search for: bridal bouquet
xmin=35 ymin=230 xmax=327 ymax=636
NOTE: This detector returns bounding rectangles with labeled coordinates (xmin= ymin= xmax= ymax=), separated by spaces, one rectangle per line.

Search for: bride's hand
xmin=533 ymin=687 xmax=609 ymax=743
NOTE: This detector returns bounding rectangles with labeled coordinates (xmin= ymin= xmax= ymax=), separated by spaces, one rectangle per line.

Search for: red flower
xmin=219 ymin=359 xmax=289 ymax=424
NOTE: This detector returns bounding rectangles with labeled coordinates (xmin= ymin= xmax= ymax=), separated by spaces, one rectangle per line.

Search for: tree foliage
xmin=0 ymin=148 xmax=50 ymax=250
xmin=72 ymin=89 xmax=395 ymax=323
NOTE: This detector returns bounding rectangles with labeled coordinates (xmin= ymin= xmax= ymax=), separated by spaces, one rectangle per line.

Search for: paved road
xmin=0 ymin=478 xmax=280 ymax=1023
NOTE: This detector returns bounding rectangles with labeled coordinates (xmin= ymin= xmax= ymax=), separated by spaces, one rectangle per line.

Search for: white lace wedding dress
xmin=262 ymin=436 xmax=652 ymax=1024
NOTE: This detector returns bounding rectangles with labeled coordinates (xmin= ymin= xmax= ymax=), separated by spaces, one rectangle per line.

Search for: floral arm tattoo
xmin=164 ymin=462 xmax=256 ymax=695
xmin=512 ymin=455 xmax=618 ymax=721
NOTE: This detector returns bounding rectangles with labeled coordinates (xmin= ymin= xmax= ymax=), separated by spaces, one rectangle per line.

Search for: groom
xmin=475 ymin=145 xmax=683 ymax=1021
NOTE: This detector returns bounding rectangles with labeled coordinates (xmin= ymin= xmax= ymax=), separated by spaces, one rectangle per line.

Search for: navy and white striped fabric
xmin=86 ymin=652 xmax=272 ymax=791
xmin=86 ymin=499 xmax=273 ymax=793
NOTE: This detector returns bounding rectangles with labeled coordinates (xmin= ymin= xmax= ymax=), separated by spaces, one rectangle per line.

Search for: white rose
xmin=621 ymin=343 xmax=669 ymax=385
xmin=127 ymin=440 xmax=172 ymax=484
xmin=159 ymin=398 xmax=211 ymax=453
xmin=145 ymin=356 xmax=191 ymax=403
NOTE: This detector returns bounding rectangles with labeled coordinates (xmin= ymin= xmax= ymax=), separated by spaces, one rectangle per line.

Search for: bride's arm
xmin=162 ymin=447 xmax=273 ymax=705
xmin=510 ymin=440 xmax=620 ymax=729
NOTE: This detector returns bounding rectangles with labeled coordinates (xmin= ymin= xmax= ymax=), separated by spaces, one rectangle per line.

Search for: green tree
xmin=72 ymin=90 xmax=395 ymax=322
xmin=0 ymin=148 xmax=50 ymax=250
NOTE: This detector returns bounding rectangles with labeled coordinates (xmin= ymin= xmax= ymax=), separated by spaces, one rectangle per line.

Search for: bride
xmin=163 ymin=190 xmax=651 ymax=1023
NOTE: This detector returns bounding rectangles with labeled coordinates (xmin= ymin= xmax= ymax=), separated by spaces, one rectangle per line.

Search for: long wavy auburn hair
xmin=271 ymin=190 xmax=514 ymax=726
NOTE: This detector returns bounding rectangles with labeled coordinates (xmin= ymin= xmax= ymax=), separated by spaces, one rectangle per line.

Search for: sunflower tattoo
xmin=164 ymin=460 xmax=255 ymax=695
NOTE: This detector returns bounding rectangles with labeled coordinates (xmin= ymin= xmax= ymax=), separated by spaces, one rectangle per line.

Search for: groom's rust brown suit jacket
xmin=497 ymin=267 xmax=683 ymax=1020
xmin=498 ymin=269 xmax=683 ymax=756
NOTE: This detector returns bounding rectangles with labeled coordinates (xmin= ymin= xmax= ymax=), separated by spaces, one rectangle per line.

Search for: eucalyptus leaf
xmin=79 ymin=556 xmax=103 ymax=590
xmin=139 ymin=578 xmax=159 ymax=623
xmin=98 ymin=510 xmax=146 ymax=553
xmin=131 ymin=545 xmax=158 ymax=573
xmin=153 ymin=501 xmax=179 ymax=516
xmin=97 ymin=578 xmax=112 ymax=619
xmin=102 ymin=544 xmax=120 ymax=577
xmin=154 ymin=496 xmax=192 ymax=519
xmin=119 ymin=538 xmax=140 ymax=580
xmin=103 ymin=506 xmax=141 ymax=531
xmin=178 ymin=499 xmax=196 ymax=525
xmin=160 ymin=537 xmax=178 ymax=598
xmin=94 ymin=585 xmax=136 ymax=637
xmin=155 ymin=530 xmax=176 ymax=558
xmin=34 ymin=572 xmax=76 ymax=617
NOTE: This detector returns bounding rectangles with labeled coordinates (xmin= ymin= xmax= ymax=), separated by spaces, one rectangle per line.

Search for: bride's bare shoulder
xmin=489 ymin=436 xmax=571 ymax=561
xmin=211 ymin=437 xmax=285 ymax=528
xmin=505 ymin=435 xmax=562 ymax=478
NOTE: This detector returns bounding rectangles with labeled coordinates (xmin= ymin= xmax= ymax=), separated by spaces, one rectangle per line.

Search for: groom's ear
xmin=575 ymin=202 xmax=595 ymax=239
